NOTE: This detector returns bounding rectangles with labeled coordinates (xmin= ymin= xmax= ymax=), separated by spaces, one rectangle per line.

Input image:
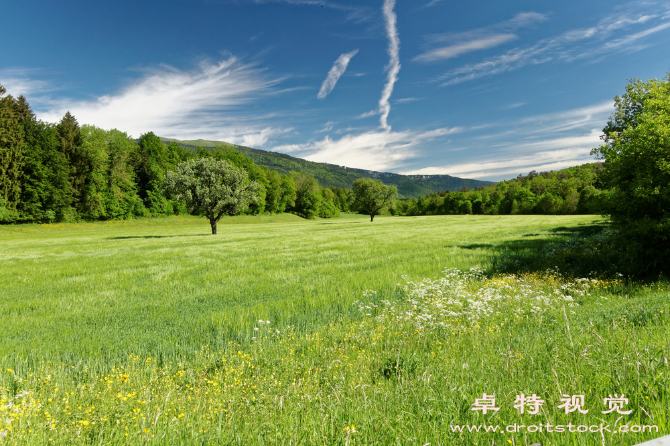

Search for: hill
xmin=160 ymin=137 xmax=493 ymax=198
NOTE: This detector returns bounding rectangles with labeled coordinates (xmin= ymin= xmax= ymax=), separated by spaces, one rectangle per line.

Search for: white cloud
xmin=395 ymin=97 xmax=424 ymax=103
xmin=357 ymin=109 xmax=379 ymax=118
xmin=403 ymin=136 xmax=601 ymax=177
xmin=414 ymin=34 xmax=518 ymax=62
xmin=35 ymin=57 xmax=288 ymax=144
xmin=516 ymin=101 xmax=613 ymax=134
xmin=402 ymin=99 xmax=612 ymax=180
xmin=0 ymin=68 xmax=51 ymax=97
xmin=317 ymin=50 xmax=359 ymax=99
xmin=239 ymin=127 xmax=294 ymax=147
xmin=415 ymin=13 xmax=546 ymax=63
xmin=272 ymin=127 xmax=462 ymax=172
xmin=438 ymin=3 xmax=670 ymax=85
xmin=599 ymin=20 xmax=670 ymax=51
xmin=379 ymin=0 xmax=401 ymax=131
xmin=423 ymin=0 xmax=443 ymax=7
xmin=316 ymin=121 xmax=336 ymax=133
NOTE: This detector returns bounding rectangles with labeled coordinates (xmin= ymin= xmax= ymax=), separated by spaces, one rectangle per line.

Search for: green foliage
xmin=331 ymin=187 xmax=350 ymax=212
xmin=105 ymin=130 xmax=143 ymax=219
xmin=593 ymin=75 xmax=670 ymax=277
xmin=0 ymin=198 xmax=19 ymax=223
xmin=78 ymin=126 xmax=110 ymax=219
xmin=56 ymin=112 xmax=83 ymax=213
xmin=351 ymin=178 xmax=398 ymax=222
xmin=0 ymin=86 xmax=26 ymax=219
xmin=18 ymin=114 xmax=71 ymax=223
xmin=290 ymin=172 xmax=321 ymax=219
xmin=318 ymin=187 xmax=341 ymax=218
xmin=395 ymin=163 xmax=606 ymax=218
xmin=0 ymin=88 xmax=302 ymax=224
xmin=458 ymin=200 xmax=473 ymax=214
xmin=164 ymin=158 xmax=262 ymax=234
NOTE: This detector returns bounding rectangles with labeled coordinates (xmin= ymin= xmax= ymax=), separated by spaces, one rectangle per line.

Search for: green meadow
xmin=1 ymin=215 xmax=668 ymax=445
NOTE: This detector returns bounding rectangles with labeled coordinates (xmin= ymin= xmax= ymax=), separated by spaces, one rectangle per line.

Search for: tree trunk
xmin=370 ymin=214 xmax=374 ymax=222
xmin=210 ymin=220 xmax=217 ymax=235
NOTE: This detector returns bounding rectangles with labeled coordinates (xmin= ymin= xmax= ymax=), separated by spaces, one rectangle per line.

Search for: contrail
xmin=379 ymin=0 xmax=400 ymax=131
xmin=318 ymin=50 xmax=359 ymax=99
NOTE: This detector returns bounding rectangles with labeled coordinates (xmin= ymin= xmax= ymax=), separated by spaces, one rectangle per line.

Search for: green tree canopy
xmin=0 ymin=85 xmax=26 ymax=221
xmin=351 ymin=178 xmax=398 ymax=222
xmin=291 ymin=172 xmax=321 ymax=219
xmin=592 ymin=74 xmax=670 ymax=275
xmin=164 ymin=158 xmax=261 ymax=234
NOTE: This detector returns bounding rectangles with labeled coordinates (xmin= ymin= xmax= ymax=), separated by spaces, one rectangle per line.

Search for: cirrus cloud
xmin=317 ymin=50 xmax=359 ymax=99
xmin=35 ymin=57 xmax=293 ymax=145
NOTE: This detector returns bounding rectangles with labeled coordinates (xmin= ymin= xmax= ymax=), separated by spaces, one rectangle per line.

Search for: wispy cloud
xmin=415 ymin=34 xmax=518 ymax=62
xmin=246 ymin=0 xmax=373 ymax=23
xmin=272 ymin=127 xmax=462 ymax=172
xmin=415 ymin=12 xmax=546 ymax=63
xmin=500 ymin=102 xmax=526 ymax=110
xmin=357 ymin=109 xmax=379 ymax=119
xmin=379 ymin=0 xmax=401 ymax=131
xmin=438 ymin=2 xmax=670 ymax=85
xmin=34 ymin=57 xmax=292 ymax=145
xmin=0 ymin=68 xmax=52 ymax=97
xmin=422 ymin=0 xmax=443 ymax=8
xmin=316 ymin=121 xmax=336 ymax=133
xmin=317 ymin=50 xmax=359 ymax=99
xmin=395 ymin=97 xmax=424 ymax=104
xmin=516 ymin=101 xmax=613 ymax=134
xmin=403 ymin=140 xmax=600 ymax=179
xmin=402 ymin=101 xmax=613 ymax=179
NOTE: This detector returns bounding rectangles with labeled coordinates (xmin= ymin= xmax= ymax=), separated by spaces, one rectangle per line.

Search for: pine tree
xmin=0 ymin=85 xmax=26 ymax=222
xmin=56 ymin=112 xmax=83 ymax=217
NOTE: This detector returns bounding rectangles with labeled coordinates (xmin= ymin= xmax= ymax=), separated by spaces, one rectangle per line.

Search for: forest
xmin=0 ymin=86 xmax=350 ymax=224
xmin=0 ymin=85 xmax=611 ymax=226
xmin=393 ymin=163 xmax=607 ymax=216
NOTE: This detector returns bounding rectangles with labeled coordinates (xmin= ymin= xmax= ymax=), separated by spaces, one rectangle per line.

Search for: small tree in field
xmin=164 ymin=158 xmax=261 ymax=234
xmin=351 ymin=178 xmax=397 ymax=222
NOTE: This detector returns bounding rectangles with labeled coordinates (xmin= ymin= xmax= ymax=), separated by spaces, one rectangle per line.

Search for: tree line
xmin=392 ymin=163 xmax=607 ymax=216
xmin=0 ymin=85 xmax=356 ymax=224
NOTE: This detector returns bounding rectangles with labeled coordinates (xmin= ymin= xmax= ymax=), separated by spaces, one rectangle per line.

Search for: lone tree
xmin=592 ymin=74 xmax=670 ymax=276
xmin=351 ymin=178 xmax=397 ymax=222
xmin=164 ymin=158 xmax=261 ymax=234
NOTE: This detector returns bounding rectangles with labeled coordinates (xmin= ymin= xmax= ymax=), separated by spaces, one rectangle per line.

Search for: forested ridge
xmin=160 ymin=137 xmax=493 ymax=198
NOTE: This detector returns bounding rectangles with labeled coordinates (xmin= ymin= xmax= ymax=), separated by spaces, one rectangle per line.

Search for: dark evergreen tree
xmin=134 ymin=132 xmax=175 ymax=215
xmin=56 ymin=111 xmax=83 ymax=218
xmin=0 ymin=85 xmax=25 ymax=222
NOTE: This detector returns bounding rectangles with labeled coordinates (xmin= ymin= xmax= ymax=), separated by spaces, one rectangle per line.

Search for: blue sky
xmin=2 ymin=0 xmax=669 ymax=181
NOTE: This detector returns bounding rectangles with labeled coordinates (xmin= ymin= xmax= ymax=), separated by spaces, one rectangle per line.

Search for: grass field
xmin=0 ymin=214 xmax=668 ymax=445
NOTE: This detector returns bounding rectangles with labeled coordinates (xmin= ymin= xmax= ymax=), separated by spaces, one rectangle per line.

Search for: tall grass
xmin=1 ymin=214 xmax=667 ymax=445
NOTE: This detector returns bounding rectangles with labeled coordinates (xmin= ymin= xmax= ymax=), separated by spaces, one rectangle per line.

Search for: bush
xmin=593 ymin=75 xmax=670 ymax=278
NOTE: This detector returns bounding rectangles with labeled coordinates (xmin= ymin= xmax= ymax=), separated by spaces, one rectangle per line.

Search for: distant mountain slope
xmin=161 ymin=137 xmax=493 ymax=198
